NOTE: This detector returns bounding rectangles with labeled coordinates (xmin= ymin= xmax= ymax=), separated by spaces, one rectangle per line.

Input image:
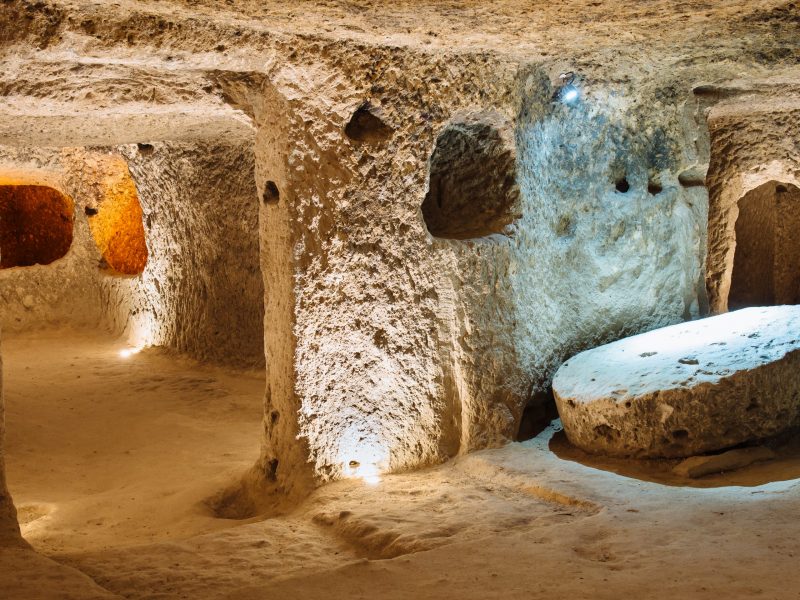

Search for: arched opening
xmin=85 ymin=159 xmax=148 ymax=275
xmin=0 ymin=145 xmax=265 ymax=556
xmin=0 ymin=185 xmax=74 ymax=269
xmin=729 ymin=181 xmax=800 ymax=310
xmin=421 ymin=112 xmax=520 ymax=240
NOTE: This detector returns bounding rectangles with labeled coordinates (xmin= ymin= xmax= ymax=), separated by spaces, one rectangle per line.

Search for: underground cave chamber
xmin=2 ymin=2 xmax=800 ymax=598
xmin=0 ymin=141 xmax=266 ymax=551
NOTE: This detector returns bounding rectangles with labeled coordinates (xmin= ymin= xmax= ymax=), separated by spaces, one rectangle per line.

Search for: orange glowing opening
xmin=0 ymin=185 xmax=74 ymax=269
xmin=86 ymin=158 xmax=148 ymax=275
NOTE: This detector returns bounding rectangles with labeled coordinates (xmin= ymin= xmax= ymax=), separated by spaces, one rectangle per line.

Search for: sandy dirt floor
xmin=3 ymin=329 xmax=800 ymax=599
xmin=3 ymin=328 xmax=265 ymax=554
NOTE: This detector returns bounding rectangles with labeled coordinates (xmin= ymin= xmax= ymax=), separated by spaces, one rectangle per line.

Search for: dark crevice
xmin=516 ymin=389 xmax=559 ymax=442
xmin=647 ymin=181 xmax=663 ymax=195
xmin=422 ymin=115 xmax=520 ymax=240
xmin=344 ymin=103 xmax=393 ymax=144
xmin=262 ymin=181 xmax=280 ymax=204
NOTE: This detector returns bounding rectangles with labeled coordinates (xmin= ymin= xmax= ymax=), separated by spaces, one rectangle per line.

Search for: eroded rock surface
xmin=0 ymin=0 xmax=796 ymax=501
xmin=554 ymin=306 xmax=800 ymax=458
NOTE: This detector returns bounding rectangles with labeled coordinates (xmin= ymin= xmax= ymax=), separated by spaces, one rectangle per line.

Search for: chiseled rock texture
xmin=0 ymin=0 xmax=796 ymax=506
xmin=553 ymin=307 xmax=800 ymax=458
xmin=704 ymin=82 xmax=800 ymax=313
xmin=0 ymin=143 xmax=264 ymax=368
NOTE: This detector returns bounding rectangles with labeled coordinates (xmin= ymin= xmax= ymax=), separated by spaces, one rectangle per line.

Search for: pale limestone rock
xmin=0 ymin=0 xmax=796 ymax=522
xmin=553 ymin=307 xmax=800 ymax=458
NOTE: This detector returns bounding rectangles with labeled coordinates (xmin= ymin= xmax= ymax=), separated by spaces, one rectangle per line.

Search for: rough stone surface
xmin=704 ymin=84 xmax=800 ymax=313
xmin=421 ymin=110 xmax=520 ymax=239
xmin=0 ymin=143 xmax=264 ymax=368
xmin=0 ymin=341 xmax=22 ymax=546
xmin=554 ymin=306 xmax=800 ymax=458
xmin=0 ymin=0 xmax=795 ymax=512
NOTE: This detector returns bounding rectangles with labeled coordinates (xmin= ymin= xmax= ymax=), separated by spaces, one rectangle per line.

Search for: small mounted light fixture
xmin=554 ymin=71 xmax=580 ymax=106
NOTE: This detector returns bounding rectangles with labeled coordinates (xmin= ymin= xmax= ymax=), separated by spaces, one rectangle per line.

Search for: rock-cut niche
xmin=728 ymin=181 xmax=800 ymax=310
xmin=85 ymin=160 xmax=148 ymax=276
xmin=0 ymin=184 xmax=74 ymax=269
xmin=421 ymin=112 xmax=520 ymax=240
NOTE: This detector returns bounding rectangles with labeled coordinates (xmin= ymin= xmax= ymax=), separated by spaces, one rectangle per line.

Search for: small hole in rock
xmin=266 ymin=459 xmax=279 ymax=481
xmin=672 ymin=429 xmax=689 ymax=440
xmin=594 ymin=424 xmax=620 ymax=441
xmin=615 ymin=177 xmax=630 ymax=193
xmin=137 ymin=143 xmax=154 ymax=156
xmin=647 ymin=181 xmax=662 ymax=195
xmin=344 ymin=103 xmax=393 ymax=144
xmin=84 ymin=206 xmax=98 ymax=216
xmin=262 ymin=181 xmax=280 ymax=204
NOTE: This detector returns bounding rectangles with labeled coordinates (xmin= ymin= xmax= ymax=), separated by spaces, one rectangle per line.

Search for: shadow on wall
xmin=421 ymin=111 xmax=520 ymax=240
xmin=729 ymin=181 xmax=800 ymax=309
xmin=0 ymin=185 xmax=73 ymax=269
xmin=418 ymin=108 xmax=527 ymax=456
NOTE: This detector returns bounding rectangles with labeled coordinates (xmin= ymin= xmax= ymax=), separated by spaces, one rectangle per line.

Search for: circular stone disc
xmin=552 ymin=306 xmax=800 ymax=458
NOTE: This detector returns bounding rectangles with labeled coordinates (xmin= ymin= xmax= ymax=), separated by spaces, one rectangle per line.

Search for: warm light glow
xmin=338 ymin=431 xmax=387 ymax=486
xmin=86 ymin=155 xmax=148 ymax=276
xmin=0 ymin=185 xmax=74 ymax=269
xmin=118 ymin=347 xmax=141 ymax=359
xmin=346 ymin=460 xmax=382 ymax=486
